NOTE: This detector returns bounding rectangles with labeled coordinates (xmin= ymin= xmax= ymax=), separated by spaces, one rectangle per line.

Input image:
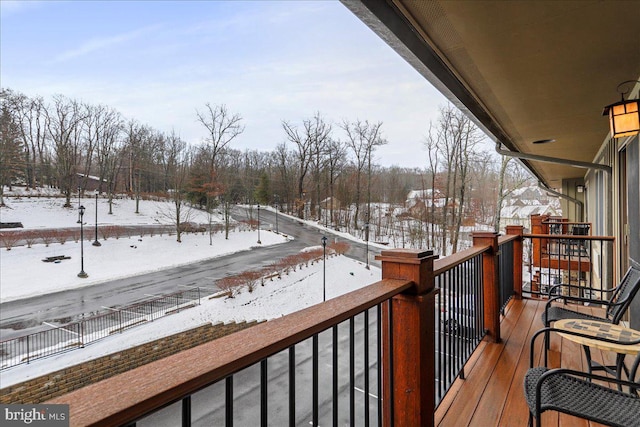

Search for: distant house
xmin=320 ymin=197 xmax=341 ymax=211
xmin=74 ymin=173 xmax=107 ymax=193
xmin=405 ymin=189 xmax=457 ymax=220
xmin=499 ymin=185 xmax=562 ymax=231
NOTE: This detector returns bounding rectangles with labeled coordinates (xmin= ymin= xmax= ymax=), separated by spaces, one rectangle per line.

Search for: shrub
xmin=40 ymin=229 xmax=55 ymax=247
xmin=54 ymin=229 xmax=70 ymax=245
xmin=239 ymin=270 xmax=263 ymax=293
xmin=216 ymin=276 xmax=243 ymax=298
xmin=23 ymin=230 xmax=38 ymax=248
xmin=329 ymin=242 xmax=350 ymax=255
xmin=0 ymin=232 xmax=20 ymax=250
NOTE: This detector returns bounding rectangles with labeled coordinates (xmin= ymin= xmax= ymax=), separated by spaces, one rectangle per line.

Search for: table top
xmin=555 ymin=319 xmax=640 ymax=355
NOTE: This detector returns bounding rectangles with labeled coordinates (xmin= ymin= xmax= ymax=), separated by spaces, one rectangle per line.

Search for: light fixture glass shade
xmin=606 ymin=99 xmax=640 ymax=138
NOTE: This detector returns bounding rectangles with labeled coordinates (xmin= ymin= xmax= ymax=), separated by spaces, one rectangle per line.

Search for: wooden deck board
xmin=435 ymin=298 xmax=633 ymax=427
xmin=469 ymin=298 xmax=535 ymax=426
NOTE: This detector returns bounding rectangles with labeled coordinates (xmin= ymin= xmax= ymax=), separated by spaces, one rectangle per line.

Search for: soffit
xmin=391 ymin=1 xmax=640 ymax=188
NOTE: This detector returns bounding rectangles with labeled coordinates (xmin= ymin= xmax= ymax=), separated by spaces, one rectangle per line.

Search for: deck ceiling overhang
xmin=342 ymin=0 xmax=640 ymax=188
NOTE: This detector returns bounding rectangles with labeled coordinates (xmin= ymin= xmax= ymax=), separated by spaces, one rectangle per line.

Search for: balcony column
xmin=506 ymin=225 xmax=524 ymax=300
xmin=472 ymin=232 xmax=501 ymax=343
xmin=376 ymin=249 xmax=438 ymax=427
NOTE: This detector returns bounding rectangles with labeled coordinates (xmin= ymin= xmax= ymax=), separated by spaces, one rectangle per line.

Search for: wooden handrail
xmin=524 ymin=233 xmax=615 ymax=241
xmin=498 ymin=234 xmax=519 ymax=245
xmin=434 ymin=244 xmax=490 ymax=276
xmin=49 ymin=278 xmax=412 ymax=426
xmin=542 ymin=220 xmax=592 ymax=226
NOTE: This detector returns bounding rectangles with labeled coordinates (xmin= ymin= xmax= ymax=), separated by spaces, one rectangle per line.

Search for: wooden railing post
xmin=506 ymin=225 xmax=524 ymax=300
xmin=376 ymin=249 xmax=438 ymax=427
xmin=472 ymin=232 xmax=501 ymax=343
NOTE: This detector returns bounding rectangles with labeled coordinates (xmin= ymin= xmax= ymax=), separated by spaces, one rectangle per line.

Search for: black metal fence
xmin=498 ymin=238 xmax=515 ymax=314
xmin=0 ymin=288 xmax=201 ymax=370
xmin=524 ymin=234 xmax=615 ymax=299
xmin=134 ymin=305 xmax=383 ymax=427
xmin=434 ymin=253 xmax=486 ymax=404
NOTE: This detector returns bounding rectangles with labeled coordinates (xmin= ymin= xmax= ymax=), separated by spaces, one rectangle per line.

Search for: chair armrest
xmin=546 ymin=293 xmax=615 ymax=307
xmin=547 ymin=283 xmax=615 ymax=298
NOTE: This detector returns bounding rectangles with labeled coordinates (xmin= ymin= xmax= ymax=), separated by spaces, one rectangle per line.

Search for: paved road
xmin=0 ymin=207 xmax=380 ymax=337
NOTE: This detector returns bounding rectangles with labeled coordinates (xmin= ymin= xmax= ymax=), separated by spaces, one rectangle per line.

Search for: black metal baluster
xmin=388 ymin=301 xmax=395 ymax=426
xmin=225 ymin=376 xmax=233 ymax=427
xmin=261 ymin=359 xmax=267 ymax=427
xmin=350 ymin=317 xmax=355 ymax=426
xmin=364 ymin=309 xmax=370 ymax=427
xmin=333 ymin=325 xmax=338 ymax=427
xmin=182 ymin=396 xmax=191 ymax=427
xmin=289 ymin=346 xmax=296 ymax=427
xmin=313 ymin=335 xmax=319 ymax=427
xmin=377 ymin=304 xmax=382 ymax=427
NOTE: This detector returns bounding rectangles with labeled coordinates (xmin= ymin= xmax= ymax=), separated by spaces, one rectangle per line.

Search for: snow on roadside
xmin=0 ymin=256 xmax=379 ymax=387
xmin=0 ymin=230 xmax=288 ymax=303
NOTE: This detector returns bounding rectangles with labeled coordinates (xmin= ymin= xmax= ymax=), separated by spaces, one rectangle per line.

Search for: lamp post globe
xmin=92 ymin=192 xmax=101 ymax=246
xmin=78 ymin=205 xmax=88 ymax=278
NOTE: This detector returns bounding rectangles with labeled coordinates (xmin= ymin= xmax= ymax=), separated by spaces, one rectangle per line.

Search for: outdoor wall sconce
xmin=602 ymin=80 xmax=640 ymax=138
xmin=576 ymin=184 xmax=584 ymax=193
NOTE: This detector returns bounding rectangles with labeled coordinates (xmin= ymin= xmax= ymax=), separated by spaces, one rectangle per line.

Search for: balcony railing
xmin=526 ymin=214 xmax=615 ymax=300
xmin=46 ymin=229 xmax=527 ymax=426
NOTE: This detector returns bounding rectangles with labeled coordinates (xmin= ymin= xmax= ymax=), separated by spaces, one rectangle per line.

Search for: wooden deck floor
xmin=435 ymin=297 xmax=619 ymax=427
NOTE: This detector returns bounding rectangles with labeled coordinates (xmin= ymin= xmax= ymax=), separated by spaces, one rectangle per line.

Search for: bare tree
xmin=325 ymin=138 xmax=347 ymax=226
xmin=196 ymin=103 xmax=244 ymax=235
xmin=282 ymin=113 xmax=331 ymax=219
xmin=450 ymin=112 xmax=482 ymax=252
xmin=5 ymin=90 xmax=50 ymax=189
xmin=424 ymin=125 xmax=440 ymax=250
xmin=273 ymin=143 xmax=296 ymax=215
xmin=46 ymin=95 xmax=86 ymax=207
xmin=196 ymin=103 xmax=244 ymax=172
xmin=341 ymin=119 xmax=386 ymax=234
xmin=162 ymin=132 xmax=191 ymax=242
xmin=0 ymin=91 xmax=24 ymax=205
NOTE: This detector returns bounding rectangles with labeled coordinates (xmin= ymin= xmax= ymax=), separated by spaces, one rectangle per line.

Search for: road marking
xmin=354 ymin=386 xmax=378 ymax=399
xmin=43 ymin=322 xmax=79 ymax=335
xmin=144 ymin=293 xmax=161 ymax=298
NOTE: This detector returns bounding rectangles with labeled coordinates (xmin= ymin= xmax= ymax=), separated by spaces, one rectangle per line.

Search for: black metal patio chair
xmin=541 ymin=265 xmax=640 ymax=366
xmin=524 ymin=327 xmax=640 ymax=427
xmin=542 ymin=265 xmax=640 ymax=330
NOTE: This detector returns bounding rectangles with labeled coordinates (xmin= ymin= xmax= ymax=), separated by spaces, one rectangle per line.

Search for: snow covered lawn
xmin=0 ymin=196 xmax=382 ymax=386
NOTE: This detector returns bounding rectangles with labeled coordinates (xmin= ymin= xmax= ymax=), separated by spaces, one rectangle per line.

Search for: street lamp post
xmin=364 ymin=223 xmax=370 ymax=269
xmin=92 ymin=192 xmax=101 ymax=246
xmin=257 ymin=204 xmax=262 ymax=244
xmin=321 ymin=236 xmax=328 ymax=302
xmin=77 ymin=185 xmax=81 ymax=223
xmin=78 ymin=206 xmax=88 ymax=278
xmin=274 ymin=194 xmax=279 ymax=234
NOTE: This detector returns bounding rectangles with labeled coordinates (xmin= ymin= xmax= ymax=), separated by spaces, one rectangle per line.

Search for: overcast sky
xmin=1 ymin=0 xmax=451 ymax=168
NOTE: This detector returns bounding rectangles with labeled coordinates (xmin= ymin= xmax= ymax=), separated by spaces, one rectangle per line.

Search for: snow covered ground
xmin=0 ymin=196 xmax=381 ymax=386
